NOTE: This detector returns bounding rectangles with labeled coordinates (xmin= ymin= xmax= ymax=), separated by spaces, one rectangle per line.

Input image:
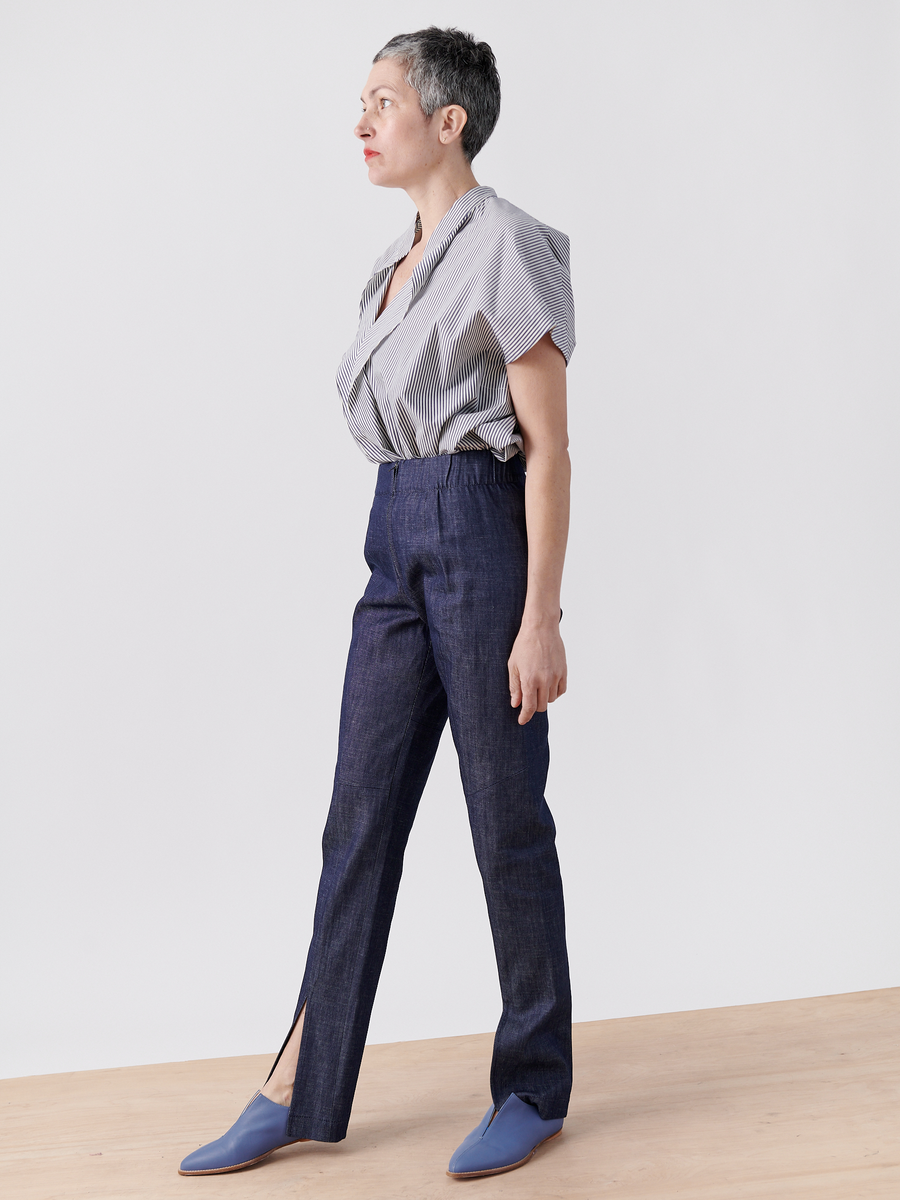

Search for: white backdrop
xmin=1 ymin=0 xmax=898 ymax=1080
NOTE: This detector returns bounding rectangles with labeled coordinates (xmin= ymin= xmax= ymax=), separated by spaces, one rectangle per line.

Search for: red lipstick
xmin=364 ymin=149 xmax=379 ymax=161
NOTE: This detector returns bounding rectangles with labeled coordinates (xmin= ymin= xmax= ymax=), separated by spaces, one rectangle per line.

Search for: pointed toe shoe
xmin=447 ymin=1092 xmax=563 ymax=1178
xmin=178 ymin=1090 xmax=307 ymax=1176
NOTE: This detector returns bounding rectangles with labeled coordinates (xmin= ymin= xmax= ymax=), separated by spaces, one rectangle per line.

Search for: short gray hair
xmin=373 ymin=26 xmax=501 ymax=162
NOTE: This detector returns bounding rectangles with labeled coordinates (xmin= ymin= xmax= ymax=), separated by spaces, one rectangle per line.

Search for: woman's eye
xmin=380 ymin=98 xmax=392 ymax=108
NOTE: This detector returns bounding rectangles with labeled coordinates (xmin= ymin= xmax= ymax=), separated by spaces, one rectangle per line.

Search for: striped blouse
xmin=335 ymin=185 xmax=575 ymax=464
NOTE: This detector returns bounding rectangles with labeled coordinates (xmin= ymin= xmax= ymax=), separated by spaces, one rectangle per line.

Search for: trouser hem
xmin=285 ymin=1118 xmax=348 ymax=1143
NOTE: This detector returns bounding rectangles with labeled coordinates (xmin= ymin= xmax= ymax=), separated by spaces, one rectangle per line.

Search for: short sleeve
xmin=479 ymin=221 xmax=576 ymax=366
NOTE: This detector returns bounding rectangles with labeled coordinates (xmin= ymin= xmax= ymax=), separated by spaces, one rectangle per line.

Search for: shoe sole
xmin=446 ymin=1128 xmax=562 ymax=1179
xmin=177 ymin=1138 xmax=309 ymax=1176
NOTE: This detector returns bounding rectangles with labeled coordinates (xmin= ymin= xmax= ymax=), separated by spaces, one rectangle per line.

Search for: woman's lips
xmin=364 ymin=149 xmax=379 ymax=160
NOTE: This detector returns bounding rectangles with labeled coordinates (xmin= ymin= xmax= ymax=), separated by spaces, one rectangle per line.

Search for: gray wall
xmin=1 ymin=0 xmax=897 ymax=1079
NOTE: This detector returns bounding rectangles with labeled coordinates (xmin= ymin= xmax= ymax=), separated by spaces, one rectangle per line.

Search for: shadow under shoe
xmin=178 ymin=1090 xmax=309 ymax=1176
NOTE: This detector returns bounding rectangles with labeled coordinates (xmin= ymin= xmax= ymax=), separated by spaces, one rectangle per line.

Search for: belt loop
xmin=444 ymin=453 xmax=454 ymax=489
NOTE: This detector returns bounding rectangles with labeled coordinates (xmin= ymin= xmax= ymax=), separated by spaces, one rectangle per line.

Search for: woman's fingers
xmin=509 ymin=663 xmax=523 ymax=709
xmin=509 ymin=629 xmax=567 ymax=724
xmin=518 ymin=686 xmax=538 ymax=725
xmin=517 ymin=677 xmax=565 ymax=724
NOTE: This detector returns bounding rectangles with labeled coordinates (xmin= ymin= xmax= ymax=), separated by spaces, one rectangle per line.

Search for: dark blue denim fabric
xmin=280 ymin=450 xmax=572 ymax=1143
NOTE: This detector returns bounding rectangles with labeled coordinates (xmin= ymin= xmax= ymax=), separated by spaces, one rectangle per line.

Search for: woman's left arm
xmin=505 ymin=330 xmax=570 ymax=726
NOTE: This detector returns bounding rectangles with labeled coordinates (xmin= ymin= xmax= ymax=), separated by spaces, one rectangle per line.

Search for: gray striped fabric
xmin=336 ymin=185 xmax=575 ymax=464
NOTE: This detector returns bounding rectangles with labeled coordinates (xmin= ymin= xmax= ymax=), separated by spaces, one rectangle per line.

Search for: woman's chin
xmin=368 ymin=169 xmax=403 ymax=190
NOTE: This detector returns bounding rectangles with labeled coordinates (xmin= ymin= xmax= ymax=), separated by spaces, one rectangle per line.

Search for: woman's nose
xmin=354 ymin=112 xmax=371 ymax=140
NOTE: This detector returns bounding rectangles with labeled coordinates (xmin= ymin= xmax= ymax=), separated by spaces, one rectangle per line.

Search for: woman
xmin=179 ymin=26 xmax=574 ymax=1181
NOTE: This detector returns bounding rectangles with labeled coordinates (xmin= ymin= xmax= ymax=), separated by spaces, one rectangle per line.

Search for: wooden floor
xmin=2 ymin=988 xmax=897 ymax=1199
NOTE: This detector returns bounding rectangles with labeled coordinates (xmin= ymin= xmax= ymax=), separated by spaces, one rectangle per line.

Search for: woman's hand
xmin=508 ymin=618 xmax=567 ymax=725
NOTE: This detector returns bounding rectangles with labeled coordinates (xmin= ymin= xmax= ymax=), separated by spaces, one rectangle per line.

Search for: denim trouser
xmin=278 ymin=450 xmax=572 ymax=1143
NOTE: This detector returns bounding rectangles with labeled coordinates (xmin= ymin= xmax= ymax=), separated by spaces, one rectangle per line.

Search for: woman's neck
xmin=405 ymin=164 xmax=481 ymax=249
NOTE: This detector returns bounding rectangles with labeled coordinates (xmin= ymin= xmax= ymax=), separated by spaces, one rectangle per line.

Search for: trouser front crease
xmin=281 ymin=452 xmax=572 ymax=1144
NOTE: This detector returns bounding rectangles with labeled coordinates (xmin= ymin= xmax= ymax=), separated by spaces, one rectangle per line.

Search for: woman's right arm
xmin=505 ymin=331 xmax=570 ymax=725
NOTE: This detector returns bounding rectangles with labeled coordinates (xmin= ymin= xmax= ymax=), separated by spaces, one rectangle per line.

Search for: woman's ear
xmin=439 ymin=104 xmax=469 ymax=146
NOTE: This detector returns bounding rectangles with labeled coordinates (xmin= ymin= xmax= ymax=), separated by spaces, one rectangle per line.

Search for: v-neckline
xmin=375 ymin=267 xmax=412 ymax=321
xmin=375 ymin=227 xmax=423 ymax=321
xmin=369 ymin=186 xmax=497 ymax=326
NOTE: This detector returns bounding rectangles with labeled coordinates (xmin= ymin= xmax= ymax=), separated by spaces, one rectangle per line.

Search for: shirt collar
xmin=371 ymin=185 xmax=497 ymax=275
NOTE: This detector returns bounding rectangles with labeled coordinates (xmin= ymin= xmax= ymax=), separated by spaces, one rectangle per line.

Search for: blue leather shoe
xmin=447 ymin=1092 xmax=564 ymax=1178
xmin=178 ymin=1091 xmax=307 ymax=1176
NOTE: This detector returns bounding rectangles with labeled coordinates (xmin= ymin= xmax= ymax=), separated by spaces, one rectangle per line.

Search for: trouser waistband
xmin=375 ymin=449 xmax=525 ymax=494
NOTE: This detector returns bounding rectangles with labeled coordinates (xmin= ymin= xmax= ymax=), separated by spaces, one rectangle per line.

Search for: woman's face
xmin=355 ymin=58 xmax=441 ymax=189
